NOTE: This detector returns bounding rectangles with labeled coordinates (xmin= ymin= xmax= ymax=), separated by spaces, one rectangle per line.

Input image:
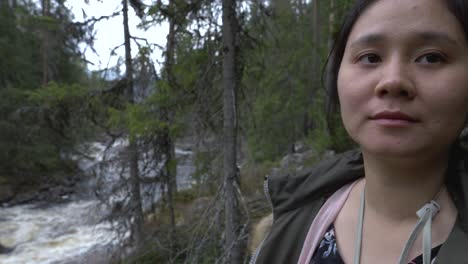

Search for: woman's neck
xmin=361 ymin=151 xmax=448 ymax=222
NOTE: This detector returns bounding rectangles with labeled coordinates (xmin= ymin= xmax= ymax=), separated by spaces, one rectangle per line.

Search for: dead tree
xmin=222 ymin=0 xmax=241 ymax=262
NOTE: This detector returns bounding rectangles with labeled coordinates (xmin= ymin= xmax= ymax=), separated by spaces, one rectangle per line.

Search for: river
xmin=0 ymin=139 xmax=195 ymax=264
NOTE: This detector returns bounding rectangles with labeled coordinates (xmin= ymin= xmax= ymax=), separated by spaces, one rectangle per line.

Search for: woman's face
xmin=337 ymin=0 xmax=468 ymax=159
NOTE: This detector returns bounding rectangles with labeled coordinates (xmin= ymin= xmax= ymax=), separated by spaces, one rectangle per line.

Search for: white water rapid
xmin=0 ymin=139 xmax=195 ymax=264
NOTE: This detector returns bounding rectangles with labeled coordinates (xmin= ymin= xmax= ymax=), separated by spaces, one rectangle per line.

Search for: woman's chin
xmin=359 ymin=142 xmax=427 ymax=159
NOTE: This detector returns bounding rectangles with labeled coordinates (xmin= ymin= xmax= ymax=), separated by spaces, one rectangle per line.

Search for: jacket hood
xmin=267 ymin=149 xmax=363 ymax=216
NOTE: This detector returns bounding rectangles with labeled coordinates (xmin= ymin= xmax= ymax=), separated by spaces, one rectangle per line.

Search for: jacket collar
xmin=267 ymin=149 xmax=363 ymax=216
xmin=268 ymin=149 xmax=468 ymax=261
xmin=438 ymin=154 xmax=468 ymax=262
xmin=436 ymin=217 xmax=468 ymax=263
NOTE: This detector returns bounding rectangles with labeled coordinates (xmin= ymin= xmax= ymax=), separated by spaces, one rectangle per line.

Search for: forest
xmin=0 ymin=0 xmax=355 ymax=263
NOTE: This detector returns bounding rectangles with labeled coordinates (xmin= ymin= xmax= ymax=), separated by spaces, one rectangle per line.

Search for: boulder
xmin=0 ymin=243 xmax=14 ymax=254
xmin=10 ymin=190 xmax=38 ymax=205
xmin=293 ymin=141 xmax=307 ymax=153
xmin=280 ymin=149 xmax=319 ymax=171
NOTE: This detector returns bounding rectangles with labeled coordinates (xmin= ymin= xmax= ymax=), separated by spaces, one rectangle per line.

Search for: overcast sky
xmin=65 ymin=0 xmax=168 ymax=72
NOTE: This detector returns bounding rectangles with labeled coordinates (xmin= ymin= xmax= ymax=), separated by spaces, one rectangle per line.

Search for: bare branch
xmin=72 ymin=11 xmax=121 ymax=27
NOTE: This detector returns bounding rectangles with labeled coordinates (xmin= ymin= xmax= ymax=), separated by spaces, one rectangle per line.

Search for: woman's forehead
xmin=347 ymin=0 xmax=466 ymax=46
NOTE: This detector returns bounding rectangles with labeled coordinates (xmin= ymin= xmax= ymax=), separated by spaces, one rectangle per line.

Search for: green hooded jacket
xmin=252 ymin=150 xmax=468 ymax=264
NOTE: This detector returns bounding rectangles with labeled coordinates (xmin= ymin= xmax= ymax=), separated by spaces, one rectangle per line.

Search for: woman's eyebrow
xmin=349 ymin=33 xmax=386 ymax=49
xmin=414 ymin=31 xmax=460 ymax=46
xmin=349 ymin=31 xmax=461 ymax=48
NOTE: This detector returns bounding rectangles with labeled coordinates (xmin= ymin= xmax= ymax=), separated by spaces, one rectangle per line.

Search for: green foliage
xmin=304 ymin=87 xmax=356 ymax=153
xmin=0 ymin=88 xmax=62 ymax=178
xmin=326 ymin=112 xmax=357 ymax=152
xmin=239 ymin=160 xmax=276 ymax=196
xmin=0 ymin=6 xmax=41 ymax=89
xmin=28 ymin=82 xmax=87 ymax=105
xmin=0 ymin=2 xmax=89 ymax=184
xmin=239 ymin=0 xmax=358 ymax=162
xmin=107 ymin=106 xmax=127 ymax=131
xmin=113 ymin=97 xmax=183 ymax=141
xmin=242 ymin=2 xmax=322 ymax=161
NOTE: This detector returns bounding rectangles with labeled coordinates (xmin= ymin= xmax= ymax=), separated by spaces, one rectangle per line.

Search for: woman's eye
xmin=416 ymin=53 xmax=446 ymax=64
xmin=358 ymin=54 xmax=381 ymax=64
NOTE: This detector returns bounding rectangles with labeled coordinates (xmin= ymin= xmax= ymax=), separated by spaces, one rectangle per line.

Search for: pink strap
xmin=297 ymin=181 xmax=358 ymax=264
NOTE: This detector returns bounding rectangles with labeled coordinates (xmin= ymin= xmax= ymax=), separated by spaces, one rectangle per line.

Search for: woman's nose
xmin=374 ymin=60 xmax=416 ymax=99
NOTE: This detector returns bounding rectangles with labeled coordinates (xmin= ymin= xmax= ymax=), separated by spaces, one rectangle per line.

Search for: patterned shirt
xmin=311 ymin=224 xmax=441 ymax=264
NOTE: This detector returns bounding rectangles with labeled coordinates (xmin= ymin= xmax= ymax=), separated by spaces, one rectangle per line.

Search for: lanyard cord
xmin=353 ymin=187 xmax=442 ymax=264
xmin=353 ymin=188 xmax=365 ymax=264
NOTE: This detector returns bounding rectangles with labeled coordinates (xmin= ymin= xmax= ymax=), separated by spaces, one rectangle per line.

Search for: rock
xmin=280 ymin=152 xmax=317 ymax=170
xmin=280 ymin=143 xmax=320 ymax=170
xmin=0 ymin=243 xmax=14 ymax=254
xmin=0 ymin=184 xmax=15 ymax=203
xmin=293 ymin=142 xmax=307 ymax=153
xmin=280 ymin=154 xmax=300 ymax=169
xmin=322 ymin=150 xmax=336 ymax=160
xmin=302 ymin=149 xmax=319 ymax=161
xmin=11 ymin=190 xmax=38 ymax=205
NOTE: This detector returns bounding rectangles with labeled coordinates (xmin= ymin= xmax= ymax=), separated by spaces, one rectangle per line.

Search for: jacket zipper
xmin=249 ymin=176 xmax=274 ymax=264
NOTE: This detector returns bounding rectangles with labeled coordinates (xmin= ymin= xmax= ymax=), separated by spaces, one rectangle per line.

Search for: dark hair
xmin=324 ymin=0 xmax=468 ymax=226
xmin=325 ymin=0 xmax=374 ymax=121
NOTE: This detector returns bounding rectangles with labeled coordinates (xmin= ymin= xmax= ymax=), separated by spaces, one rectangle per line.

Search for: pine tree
xmin=123 ymin=0 xmax=144 ymax=247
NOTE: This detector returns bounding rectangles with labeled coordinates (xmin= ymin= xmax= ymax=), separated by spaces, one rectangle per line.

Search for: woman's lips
xmin=370 ymin=111 xmax=418 ymax=127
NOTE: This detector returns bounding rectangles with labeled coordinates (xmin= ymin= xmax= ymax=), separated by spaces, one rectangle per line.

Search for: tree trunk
xmin=41 ymin=0 xmax=50 ymax=85
xmin=222 ymin=0 xmax=241 ymax=263
xmin=164 ymin=0 xmax=178 ymax=196
xmin=161 ymin=0 xmax=178 ymax=253
xmin=123 ymin=0 xmax=144 ymax=247
xmin=161 ymin=117 xmax=176 ymax=253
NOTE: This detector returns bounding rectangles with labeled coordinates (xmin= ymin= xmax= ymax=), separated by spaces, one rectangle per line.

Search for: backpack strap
xmin=297 ymin=180 xmax=358 ymax=264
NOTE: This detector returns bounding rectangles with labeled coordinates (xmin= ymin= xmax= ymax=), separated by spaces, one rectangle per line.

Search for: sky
xmin=65 ymin=0 xmax=168 ymax=72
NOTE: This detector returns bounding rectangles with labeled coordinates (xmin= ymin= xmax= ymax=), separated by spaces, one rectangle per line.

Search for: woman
xmin=251 ymin=0 xmax=468 ymax=263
